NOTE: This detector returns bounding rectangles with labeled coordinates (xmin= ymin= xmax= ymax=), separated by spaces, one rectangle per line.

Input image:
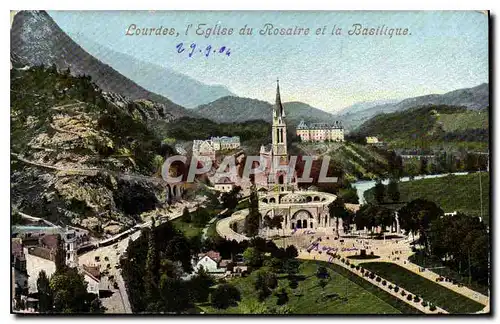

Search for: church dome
xmin=281 ymin=193 xmax=306 ymax=204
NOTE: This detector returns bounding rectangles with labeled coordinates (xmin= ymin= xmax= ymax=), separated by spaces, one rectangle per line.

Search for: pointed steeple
xmin=275 ymin=78 xmax=285 ymax=117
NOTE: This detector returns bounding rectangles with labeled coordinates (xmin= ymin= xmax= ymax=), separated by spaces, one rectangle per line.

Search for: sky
xmin=48 ymin=11 xmax=488 ymax=112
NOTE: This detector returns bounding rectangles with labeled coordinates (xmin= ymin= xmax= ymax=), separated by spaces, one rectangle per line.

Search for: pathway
xmin=215 ymin=209 xmax=489 ymax=313
xmin=297 ymin=250 xmax=447 ymax=314
xmin=201 ymin=208 xmax=227 ymax=241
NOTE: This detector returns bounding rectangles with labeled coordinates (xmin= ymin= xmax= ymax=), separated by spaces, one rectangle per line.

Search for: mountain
xmin=336 ymin=83 xmax=489 ymax=130
xmin=11 ymin=65 xmax=177 ymax=233
xmin=69 ymin=35 xmax=235 ymax=108
xmin=336 ymin=99 xmax=400 ymax=116
xmin=10 ymin=10 xmax=195 ymax=119
xmin=353 ymin=105 xmax=489 ymax=148
xmin=195 ymin=96 xmax=339 ymax=126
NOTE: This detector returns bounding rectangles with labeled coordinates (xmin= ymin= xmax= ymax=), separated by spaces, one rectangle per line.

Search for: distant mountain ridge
xmin=195 ymin=96 xmax=340 ymax=126
xmin=10 ymin=10 xmax=196 ymax=119
xmin=336 ymin=83 xmax=489 ymax=130
xmin=69 ymin=35 xmax=235 ymax=108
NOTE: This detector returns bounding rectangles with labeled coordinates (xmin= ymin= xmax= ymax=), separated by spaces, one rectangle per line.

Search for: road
xmin=77 ymin=203 xmax=199 ymax=314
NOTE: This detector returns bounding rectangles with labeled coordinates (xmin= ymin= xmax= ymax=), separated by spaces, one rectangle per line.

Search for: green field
xmin=172 ymin=207 xmax=223 ymax=238
xmin=202 ymin=260 xmax=421 ymax=314
xmin=172 ymin=218 xmax=205 ymax=238
xmin=362 ymin=262 xmax=485 ymax=314
xmin=365 ymin=173 xmax=490 ymax=223
xmin=438 ymin=111 xmax=488 ymax=132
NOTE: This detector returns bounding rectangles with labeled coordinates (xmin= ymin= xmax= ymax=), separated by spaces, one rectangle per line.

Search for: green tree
xmin=283 ymin=259 xmax=300 ymax=276
xmin=50 ymin=268 xmax=94 ymax=313
xmin=54 ymin=234 xmax=66 ymax=273
xmin=210 ymin=284 xmax=241 ymax=309
xmin=144 ymin=218 xmax=160 ymax=303
xmin=316 ymin=266 xmax=330 ymax=279
xmin=158 ymin=275 xmax=192 ymax=313
xmin=242 ymin=247 xmax=263 ymax=268
xmin=187 ymin=266 xmax=214 ymax=303
xmin=328 ymin=196 xmax=348 ymax=235
xmin=254 ymin=269 xmax=278 ymax=301
xmin=399 ymin=199 xmax=443 ymax=252
xmin=285 ymin=245 xmax=298 ymax=259
xmin=221 ymin=186 xmax=242 ymax=210
xmin=387 ymin=179 xmax=401 ymax=203
xmin=244 ymin=184 xmax=261 ymax=237
xmin=181 ymin=207 xmax=191 ymax=223
xmin=274 ymin=287 xmax=289 ymax=306
xmin=420 ymin=157 xmax=429 ymax=175
xmin=37 ymin=270 xmax=53 ymax=313
xmin=373 ymin=181 xmax=386 ymax=204
xmin=89 ymin=297 xmax=105 ymax=313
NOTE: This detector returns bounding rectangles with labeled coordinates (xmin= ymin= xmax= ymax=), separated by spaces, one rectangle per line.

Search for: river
xmin=352 ymin=172 xmax=470 ymax=205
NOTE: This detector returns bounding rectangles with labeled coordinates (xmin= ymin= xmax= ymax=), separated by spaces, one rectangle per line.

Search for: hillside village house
xmin=193 ymin=251 xmax=247 ymax=277
xmin=214 ymin=177 xmax=236 ymax=192
xmin=296 ymin=120 xmax=345 ymax=142
xmin=12 ymin=229 xmax=105 ymax=310
xmin=366 ymin=136 xmax=379 ymax=144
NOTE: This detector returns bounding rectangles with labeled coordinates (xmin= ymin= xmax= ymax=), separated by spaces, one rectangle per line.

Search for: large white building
xmin=192 ymin=136 xmax=240 ymax=158
xmin=296 ymin=120 xmax=345 ymax=142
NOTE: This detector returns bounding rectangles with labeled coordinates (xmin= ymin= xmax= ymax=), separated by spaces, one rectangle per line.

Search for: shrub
xmin=388 ymin=284 xmax=393 ymax=289
xmin=429 ymin=304 xmax=437 ymax=311
xmin=210 ymin=284 xmax=241 ymax=309
xmin=350 ymin=264 xmax=355 ymax=269
xmin=406 ymin=294 xmax=413 ymax=301
xmin=346 ymin=260 xmax=350 ymax=265
xmin=421 ymin=301 xmax=428 ymax=307
xmin=369 ymin=273 xmax=376 ymax=279
xmin=364 ymin=272 xmax=370 ymax=277
xmin=360 ymin=268 xmax=365 ymax=273
xmin=341 ymin=258 xmax=345 ymax=263
xmin=355 ymin=265 xmax=360 ymax=270
xmin=414 ymin=296 xmax=420 ymax=303
xmin=382 ymin=280 xmax=387 ymax=286
xmin=394 ymin=286 xmax=399 ymax=293
xmin=375 ymin=277 xmax=382 ymax=282
xmin=401 ymin=290 xmax=406 ymax=296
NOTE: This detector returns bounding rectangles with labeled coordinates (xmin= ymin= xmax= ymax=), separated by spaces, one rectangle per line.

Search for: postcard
xmin=10 ymin=10 xmax=490 ymax=315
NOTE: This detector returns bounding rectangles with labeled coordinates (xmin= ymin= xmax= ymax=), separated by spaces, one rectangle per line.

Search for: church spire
xmin=275 ymin=78 xmax=285 ymax=117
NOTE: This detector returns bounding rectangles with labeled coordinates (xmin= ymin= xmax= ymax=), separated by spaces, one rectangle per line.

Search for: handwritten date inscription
xmin=176 ymin=43 xmax=231 ymax=58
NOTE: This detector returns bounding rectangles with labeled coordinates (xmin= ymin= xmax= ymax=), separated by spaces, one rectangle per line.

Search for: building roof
xmin=198 ymin=251 xmax=222 ymax=263
xmin=274 ymin=79 xmax=285 ymax=118
xmin=83 ymin=264 xmax=100 ymax=281
xmin=211 ymin=136 xmax=240 ymax=142
xmin=215 ymin=177 xmax=234 ymax=185
xmin=297 ymin=120 xmax=344 ymax=130
xmin=40 ymin=234 xmax=59 ymax=250
xmin=219 ymin=259 xmax=232 ymax=268
xmin=281 ymin=193 xmax=307 ymax=204
xmin=12 ymin=238 xmax=24 ymax=259
xmin=297 ymin=120 xmax=308 ymax=129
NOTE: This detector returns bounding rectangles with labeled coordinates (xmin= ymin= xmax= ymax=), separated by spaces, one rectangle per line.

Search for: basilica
xmin=256 ymin=80 xmax=298 ymax=192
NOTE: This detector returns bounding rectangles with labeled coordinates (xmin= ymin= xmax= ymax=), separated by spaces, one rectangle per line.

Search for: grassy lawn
xmin=172 ymin=218 xmax=204 ymax=238
xmin=172 ymin=207 xmax=223 ymax=239
xmin=202 ymin=260 xmax=417 ymax=314
xmin=361 ymin=262 xmax=485 ymax=314
xmin=365 ymin=173 xmax=490 ymax=223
